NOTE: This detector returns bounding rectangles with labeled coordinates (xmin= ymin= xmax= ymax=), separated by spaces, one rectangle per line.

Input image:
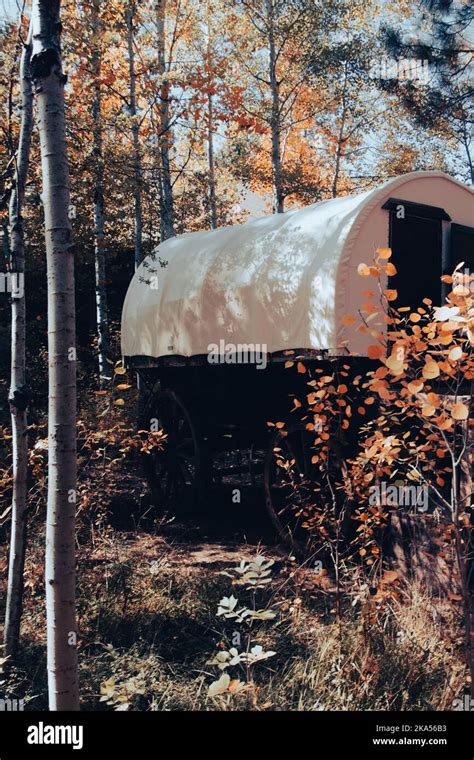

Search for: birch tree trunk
xmin=156 ymin=0 xmax=175 ymax=240
xmin=332 ymin=61 xmax=348 ymax=199
xmin=206 ymin=0 xmax=217 ymax=229
xmin=91 ymin=0 xmax=109 ymax=385
xmin=31 ymin=0 xmax=79 ymax=711
xmin=265 ymin=0 xmax=284 ymax=214
xmin=4 ymin=23 xmax=33 ymax=660
xmin=126 ymin=1 xmax=143 ymax=268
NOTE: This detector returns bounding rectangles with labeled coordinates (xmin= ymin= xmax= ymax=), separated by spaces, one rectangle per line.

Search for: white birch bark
xmin=31 ymin=0 xmax=79 ymax=711
xmin=91 ymin=0 xmax=109 ymax=385
xmin=4 ymin=23 xmax=33 ymax=660
xmin=331 ymin=61 xmax=348 ymax=199
xmin=265 ymin=0 xmax=284 ymax=213
xmin=126 ymin=1 xmax=144 ymax=268
xmin=206 ymin=0 xmax=217 ymax=229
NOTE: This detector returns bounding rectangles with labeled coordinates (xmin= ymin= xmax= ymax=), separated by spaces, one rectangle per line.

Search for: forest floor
xmin=0 ymin=491 xmax=468 ymax=711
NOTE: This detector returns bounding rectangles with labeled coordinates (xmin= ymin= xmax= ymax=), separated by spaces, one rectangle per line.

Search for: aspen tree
xmin=4 ymin=20 xmax=33 ymax=660
xmin=31 ymin=0 xmax=79 ymax=710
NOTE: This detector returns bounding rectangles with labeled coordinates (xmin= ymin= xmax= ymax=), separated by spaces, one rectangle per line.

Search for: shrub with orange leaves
xmin=273 ymin=249 xmax=473 ymax=690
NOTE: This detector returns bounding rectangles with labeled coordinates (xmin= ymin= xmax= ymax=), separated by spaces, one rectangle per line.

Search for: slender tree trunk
xmin=91 ymin=0 xmax=109 ymax=385
xmin=460 ymin=120 xmax=474 ymax=186
xmin=206 ymin=0 xmax=217 ymax=229
xmin=465 ymin=140 xmax=474 ymax=186
xmin=332 ymin=61 xmax=348 ymax=199
xmin=265 ymin=0 xmax=283 ymax=213
xmin=31 ymin=0 xmax=79 ymax=711
xmin=4 ymin=23 xmax=33 ymax=661
xmin=126 ymin=1 xmax=143 ymax=268
xmin=156 ymin=0 xmax=174 ymax=240
xmin=207 ymin=95 xmax=217 ymax=229
xmin=459 ymin=415 xmax=474 ymax=695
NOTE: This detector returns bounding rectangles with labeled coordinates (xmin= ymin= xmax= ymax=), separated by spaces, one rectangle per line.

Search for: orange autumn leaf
xmin=357 ymin=263 xmax=370 ymax=276
xmin=376 ymin=247 xmax=392 ymax=259
xmin=342 ymin=313 xmax=357 ymax=326
xmin=368 ymin=344 xmax=384 ymax=359
xmin=297 ymin=362 xmax=306 ymax=374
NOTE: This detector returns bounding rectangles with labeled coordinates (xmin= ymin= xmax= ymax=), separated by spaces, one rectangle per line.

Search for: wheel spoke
xmin=143 ymin=390 xmax=202 ymax=509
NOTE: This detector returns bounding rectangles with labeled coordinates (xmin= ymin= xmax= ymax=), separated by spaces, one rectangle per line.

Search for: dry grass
xmin=1 ymin=527 xmax=467 ymax=712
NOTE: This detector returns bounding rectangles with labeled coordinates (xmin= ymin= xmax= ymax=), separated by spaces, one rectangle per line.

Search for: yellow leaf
xmin=115 ymin=367 xmax=127 ymax=375
xmin=115 ymin=399 xmax=125 ymax=406
xmin=385 ymin=353 xmax=404 ymax=375
xmin=451 ymin=402 xmax=468 ymax=420
xmin=422 ymin=361 xmax=440 ymax=380
xmin=357 ymin=263 xmax=370 ymax=276
xmin=407 ymin=380 xmax=423 ymax=394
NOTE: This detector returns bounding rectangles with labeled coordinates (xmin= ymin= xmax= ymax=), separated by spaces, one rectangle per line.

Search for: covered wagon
xmin=121 ymin=170 xmax=474 ymax=538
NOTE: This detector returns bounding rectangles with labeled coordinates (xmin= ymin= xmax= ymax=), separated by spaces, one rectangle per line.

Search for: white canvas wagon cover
xmin=121 ymin=171 xmax=473 ymax=360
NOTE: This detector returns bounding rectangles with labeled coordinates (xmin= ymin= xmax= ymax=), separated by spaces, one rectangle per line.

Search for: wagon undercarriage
xmin=130 ymin=355 xmax=373 ymax=551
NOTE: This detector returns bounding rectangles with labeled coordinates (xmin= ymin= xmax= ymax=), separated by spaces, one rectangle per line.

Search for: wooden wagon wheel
xmin=264 ymin=422 xmax=350 ymax=554
xmin=141 ymin=388 xmax=204 ymax=511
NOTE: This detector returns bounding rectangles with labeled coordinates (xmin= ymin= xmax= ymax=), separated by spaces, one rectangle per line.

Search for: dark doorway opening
xmin=448 ymin=223 xmax=474 ymax=273
xmin=383 ymin=199 xmax=447 ymax=309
